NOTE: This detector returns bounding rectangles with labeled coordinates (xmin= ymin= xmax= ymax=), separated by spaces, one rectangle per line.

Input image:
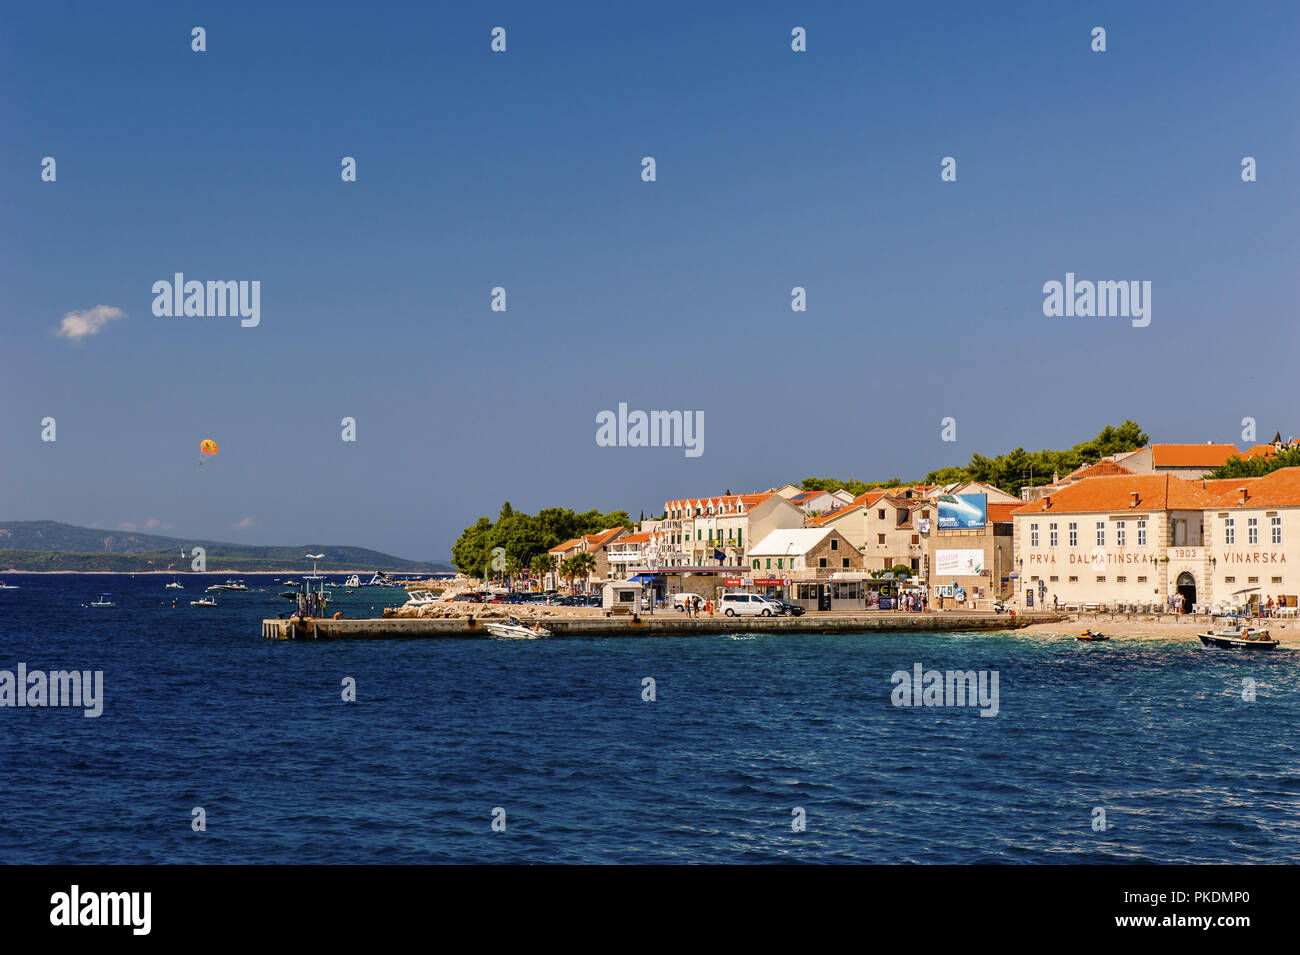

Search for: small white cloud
xmin=233 ymin=517 xmax=254 ymax=529
xmin=117 ymin=521 xmax=139 ymax=532
xmin=56 ymin=304 xmax=126 ymax=342
xmin=144 ymin=518 xmax=171 ymax=530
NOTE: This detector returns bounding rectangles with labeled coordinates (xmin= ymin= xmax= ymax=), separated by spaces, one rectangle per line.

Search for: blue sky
xmin=2 ymin=1 xmax=1297 ymax=562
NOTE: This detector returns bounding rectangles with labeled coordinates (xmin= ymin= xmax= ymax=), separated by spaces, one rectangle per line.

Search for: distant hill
xmin=0 ymin=521 xmax=451 ymax=573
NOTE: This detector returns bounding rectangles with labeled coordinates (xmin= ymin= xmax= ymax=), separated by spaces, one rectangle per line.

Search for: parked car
xmin=719 ymin=593 xmax=775 ymax=616
xmin=770 ymin=598 xmax=805 ymax=617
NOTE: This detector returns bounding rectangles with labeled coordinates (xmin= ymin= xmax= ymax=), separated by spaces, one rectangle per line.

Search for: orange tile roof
xmin=549 ymin=538 xmax=582 ymax=553
xmin=618 ymin=532 xmax=651 ymax=544
xmin=1150 ymin=443 xmax=1240 ymax=468
xmin=1012 ymin=468 xmax=1300 ymax=514
xmin=1067 ymin=459 xmax=1135 ymax=480
xmin=808 ymin=505 xmax=864 ymax=526
xmin=664 ymin=492 xmax=772 ymax=512
xmin=1244 ymin=444 xmax=1278 ymax=459
xmin=985 ymin=502 xmax=1020 ymax=523
xmin=851 ymin=490 xmax=891 ymax=507
xmin=583 ymin=526 xmax=625 ymax=548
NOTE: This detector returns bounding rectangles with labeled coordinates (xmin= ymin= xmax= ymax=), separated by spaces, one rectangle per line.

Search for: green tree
xmin=1210 ymin=446 xmax=1300 ymax=479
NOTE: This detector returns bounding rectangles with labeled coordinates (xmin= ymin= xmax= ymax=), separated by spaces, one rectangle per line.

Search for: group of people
xmin=681 ymin=596 xmax=711 ymax=617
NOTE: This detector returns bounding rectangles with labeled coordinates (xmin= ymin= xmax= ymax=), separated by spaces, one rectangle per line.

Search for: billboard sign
xmin=936 ymin=493 xmax=987 ymax=529
xmin=935 ymin=549 xmax=985 ymax=576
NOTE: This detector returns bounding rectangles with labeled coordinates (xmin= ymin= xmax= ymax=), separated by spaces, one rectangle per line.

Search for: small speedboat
xmin=165 ymin=579 xmax=184 ymax=590
xmin=0 ymin=582 xmax=19 ymax=590
xmin=485 ymin=618 xmax=551 ymax=639
xmin=1198 ymin=629 xmax=1278 ymax=650
xmin=89 ymin=593 xmax=115 ymax=607
xmin=403 ymin=590 xmax=440 ymax=608
xmin=1076 ymin=630 xmax=1109 ymax=641
xmin=191 ymin=597 xmax=218 ymax=607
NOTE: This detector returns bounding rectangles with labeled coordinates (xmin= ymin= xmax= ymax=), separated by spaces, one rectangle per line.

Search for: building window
xmin=1116 ymin=576 xmax=1126 ymax=583
xmin=777 ymin=559 xmax=783 ymax=569
xmin=911 ymin=534 xmax=920 ymax=545
xmin=1068 ymin=522 xmax=1078 ymax=546
xmin=1224 ymin=518 xmax=1235 ymax=545
xmin=1116 ymin=521 xmax=1126 ymax=547
xmin=1068 ymin=576 xmax=1079 ymax=583
xmin=1272 ymin=576 xmax=1282 ymax=584
xmin=1137 ymin=519 xmax=1146 ymax=546
xmin=1096 ymin=521 xmax=1105 ymax=546
xmin=766 ymin=559 xmax=771 ymax=569
xmin=1049 ymin=523 xmax=1058 ymax=547
xmin=877 ymin=534 xmax=885 ymax=544
xmin=1030 ymin=575 xmax=1040 ymax=582
xmin=831 ymin=538 xmax=838 ymax=551
xmin=1248 ymin=518 xmax=1258 ymax=545
xmin=842 ymin=558 xmax=850 ymax=568
xmin=1049 ymin=575 xmax=1059 ymax=582
xmin=1224 ymin=576 xmax=1235 ymax=584
xmin=1137 ymin=576 xmax=1147 ymax=583
xmin=1030 ymin=523 xmax=1039 ymax=547
xmin=1248 ymin=576 xmax=1259 ymax=583
xmin=818 ymin=558 xmax=827 ymax=568
xmin=878 ymin=509 xmax=885 ymax=519
xmin=752 ymin=559 xmax=759 ymax=569
xmin=1271 ymin=516 xmax=1281 ymax=545
xmin=1096 ymin=576 xmax=1105 ymax=583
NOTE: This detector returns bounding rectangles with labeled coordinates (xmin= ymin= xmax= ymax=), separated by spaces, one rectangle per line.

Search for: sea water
xmin=1 ymin=574 xmax=1297 ymax=863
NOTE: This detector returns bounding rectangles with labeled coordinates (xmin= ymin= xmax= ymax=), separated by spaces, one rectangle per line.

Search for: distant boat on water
xmin=0 ymin=582 xmax=19 ymax=590
xmin=191 ymin=597 xmax=218 ymax=608
xmin=165 ymin=578 xmax=184 ymax=590
xmin=89 ymin=593 xmax=115 ymax=607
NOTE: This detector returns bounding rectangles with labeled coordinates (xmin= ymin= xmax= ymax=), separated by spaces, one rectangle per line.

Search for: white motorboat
xmin=165 ymin=579 xmax=184 ymax=590
xmin=191 ymin=597 xmax=218 ymax=607
xmin=89 ymin=593 xmax=115 ymax=607
xmin=0 ymin=582 xmax=19 ymax=590
xmin=402 ymin=590 xmax=441 ymax=608
xmin=484 ymin=618 xmax=551 ymax=639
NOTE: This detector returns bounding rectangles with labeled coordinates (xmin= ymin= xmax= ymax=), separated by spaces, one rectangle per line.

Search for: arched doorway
xmin=1176 ymin=572 xmax=1196 ymax=613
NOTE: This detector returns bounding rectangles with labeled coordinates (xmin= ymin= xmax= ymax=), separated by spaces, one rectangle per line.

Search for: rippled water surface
xmin=2 ymin=574 xmax=1298 ymax=863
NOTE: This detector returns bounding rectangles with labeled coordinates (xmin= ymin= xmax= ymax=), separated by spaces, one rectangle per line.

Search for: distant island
xmin=0 ymin=521 xmax=452 ymax=574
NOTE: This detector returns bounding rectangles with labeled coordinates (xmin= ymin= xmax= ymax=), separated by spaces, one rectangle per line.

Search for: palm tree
xmin=568 ymin=551 xmax=596 ymax=593
xmin=504 ymin=552 xmax=523 ymax=588
xmin=559 ymin=556 xmax=578 ymax=593
xmin=530 ymin=553 xmax=557 ymax=589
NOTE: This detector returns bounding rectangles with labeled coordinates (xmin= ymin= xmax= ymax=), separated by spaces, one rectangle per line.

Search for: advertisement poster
xmin=935 ymin=549 xmax=985 ymax=576
xmin=936 ymin=493 xmax=987 ymax=529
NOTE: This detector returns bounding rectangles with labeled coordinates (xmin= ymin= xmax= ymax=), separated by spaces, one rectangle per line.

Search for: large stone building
xmin=1011 ymin=468 xmax=1300 ymax=611
xmin=747 ymin=527 xmax=864 ymax=578
xmin=658 ymin=492 xmax=804 ymax=567
xmin=925 ymin=501 xmax=1017 ymax=607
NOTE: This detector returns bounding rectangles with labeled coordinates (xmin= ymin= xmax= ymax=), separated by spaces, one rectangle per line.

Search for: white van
xmin=719 ymin=593 xmax=776 ymax=616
